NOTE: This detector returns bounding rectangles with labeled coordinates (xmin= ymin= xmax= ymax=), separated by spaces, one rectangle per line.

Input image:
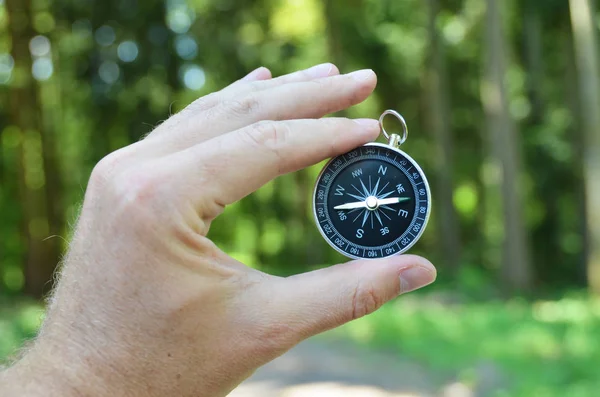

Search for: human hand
xmin=1 ymin=63 xmax=436 ymax=397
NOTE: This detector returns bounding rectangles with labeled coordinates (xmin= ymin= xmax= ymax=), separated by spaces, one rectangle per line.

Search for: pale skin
xmin=0 ymin=63 xmax=436 ymax=397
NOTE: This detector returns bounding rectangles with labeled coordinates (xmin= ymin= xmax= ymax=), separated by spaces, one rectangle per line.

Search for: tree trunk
xmin=424 ymin=0 xmax=462 ymax=273
xmin=5 ymin=0 xmax=60 ymax=298
xmin=564 ymin=23 xmax=588 ymax=286
xmin=569 ymin=0 xmax=600 ymax=293
xmin=481 ymin=0 xmax=532 ymax=292
xmin=523 ymin=0 xmax=544 ymax=123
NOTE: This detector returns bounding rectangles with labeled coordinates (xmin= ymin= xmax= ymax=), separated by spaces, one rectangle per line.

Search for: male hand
xmin=1 ymin=64 xmax=436 ymax=397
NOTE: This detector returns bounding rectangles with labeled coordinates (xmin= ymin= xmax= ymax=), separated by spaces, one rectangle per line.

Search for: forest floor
xmin=228 ymin=337 xmax=500 ymax=397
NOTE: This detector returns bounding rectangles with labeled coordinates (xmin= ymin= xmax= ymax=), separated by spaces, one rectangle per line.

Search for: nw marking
xmin=352 ymin=168 xmax=363 ymax=178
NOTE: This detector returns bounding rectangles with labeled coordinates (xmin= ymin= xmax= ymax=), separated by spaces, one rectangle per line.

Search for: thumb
xmin=273 ymin=254 xmax=436 ymax=339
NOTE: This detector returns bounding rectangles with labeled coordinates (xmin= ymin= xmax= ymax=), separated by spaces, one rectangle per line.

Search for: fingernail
xmin=305 ymin=63 xmax=334 ymax=78
xmin=354 ymin=118 xmax=379 ymax=128
xmin=242 ymin=66 xmax=269 ymax=81
xmin=399 ymin=266 xmax=436 ymax=294
xmin=348 ymin=69 xmax=375 ymax=81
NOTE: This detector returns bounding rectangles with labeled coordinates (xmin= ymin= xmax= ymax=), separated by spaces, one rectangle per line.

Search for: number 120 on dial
xmin=313 ymin=143 xmax=431 ymax=260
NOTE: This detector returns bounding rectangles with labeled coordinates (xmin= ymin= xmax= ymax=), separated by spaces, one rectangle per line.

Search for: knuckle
xmin=245 ymin=121 xmax=289 ymax=154
xmin=87 ymin=149 xmax=174 ymax=235
xmin=351 ymin=281 xmax=384 ymax=320
xmin=248 ymin=120 xmax=280 ymax=144
xmin=119 ymin=170 xmax=162 ymax=207
xmin=106 ymin=167 xmax=169 ymax=227
xmin=89 ymin=150 xmax=128 ymax=188
xmin=227 ymin=94 xmax=261 ymax=117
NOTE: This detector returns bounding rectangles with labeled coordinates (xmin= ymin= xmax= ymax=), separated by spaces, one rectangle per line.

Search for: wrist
xmin=1 ymin=344 xmax=82 ymax=396
xmin=0 ymin=335 xmax=114 ymax=397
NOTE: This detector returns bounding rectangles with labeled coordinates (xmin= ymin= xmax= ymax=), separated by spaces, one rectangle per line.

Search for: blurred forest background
xmin=1 ymin=0 xmax=600 ymax=395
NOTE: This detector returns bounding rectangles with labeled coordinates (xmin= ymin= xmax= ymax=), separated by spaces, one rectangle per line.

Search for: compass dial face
xmin=313 ymin=143 xmax=431 ymax=260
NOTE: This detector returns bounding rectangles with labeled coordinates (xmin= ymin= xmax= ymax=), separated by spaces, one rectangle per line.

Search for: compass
xmin=312 ymin=110 xmax=431 ymax=260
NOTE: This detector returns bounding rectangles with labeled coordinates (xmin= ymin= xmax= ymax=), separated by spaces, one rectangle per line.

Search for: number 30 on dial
xmin=312 ymin=111 xmax=431 ymax=260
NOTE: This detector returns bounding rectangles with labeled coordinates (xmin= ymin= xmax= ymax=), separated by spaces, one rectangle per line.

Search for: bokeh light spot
xmin=175 ymin=35 xmax=198 ymax=60
xmin=29 ymin=35 xmax=51 ymax=57
xmin=239 ymin=22 xmax=264 ymax=45
xmin=454 ymin=182 xmax=478 ymax=219
xmin=99 ymin=61 xmax=120 ymax=84
xmin=2 ymin=265 xmax=24 ymax=292
xmin=33 ymin=12 xmax=55 ymax=33
xmin=32 ymin=58 xmax=54 ymax=81
xmin=443 ymin=17 xmax=466 ymax=44
xmin=118 ymin=41 xmax=139 ymax=63
xmin=0 ymin=53 xmax=14 ymax=84
xmin=180 ymin=64 xmax=205 ymax=90
xmin=167 ymin=8 xmax=194 ymax=34
xmin=95 ymin=25 xmax=116 ymax=47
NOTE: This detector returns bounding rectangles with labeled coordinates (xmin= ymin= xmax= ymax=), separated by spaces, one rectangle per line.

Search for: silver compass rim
xmin=311 ymin=142 xmax=432 ymax=261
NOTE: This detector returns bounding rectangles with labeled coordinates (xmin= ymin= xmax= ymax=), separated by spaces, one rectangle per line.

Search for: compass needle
xmin=378 ymin=190 xmax=395 ymax=199
xmin=377 ymin=197 xmax=411 ymax=206
xmin=312 ymin=109 xmax=430 ymax=259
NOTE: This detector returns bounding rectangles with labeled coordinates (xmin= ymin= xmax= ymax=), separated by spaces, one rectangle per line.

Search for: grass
xmin=329 ymin=288 xmax=600 ymax=397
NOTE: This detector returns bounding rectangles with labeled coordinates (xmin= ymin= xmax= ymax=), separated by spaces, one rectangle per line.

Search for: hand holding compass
xmin=1 ymin=64 xmax=436 ymax=397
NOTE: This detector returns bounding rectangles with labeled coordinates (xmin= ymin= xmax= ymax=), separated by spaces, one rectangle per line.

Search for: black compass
xmin=312 ymin=110 xmax=431 ymax=260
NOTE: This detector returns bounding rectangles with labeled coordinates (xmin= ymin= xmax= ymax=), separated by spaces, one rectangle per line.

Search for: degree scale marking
xmin=318 ymin=145 xmax=428 ymax=254
xmin=322 ymin=151 xmax=424 ymax=252
xmin=316 ymin=148 xmax=427 ymax=257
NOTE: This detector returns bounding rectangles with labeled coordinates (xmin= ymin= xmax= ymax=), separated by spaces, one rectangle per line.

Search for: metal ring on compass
xmin=379 ymin=109 xmax=408 ymax=145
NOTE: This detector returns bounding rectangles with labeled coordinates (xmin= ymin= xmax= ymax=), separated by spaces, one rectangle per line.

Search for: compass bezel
xmin=312 ymin=142 xmax=431 ymax=260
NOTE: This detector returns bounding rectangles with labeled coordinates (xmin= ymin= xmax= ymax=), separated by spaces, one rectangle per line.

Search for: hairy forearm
xmin=0 ymin=339 xmax=109 ymax=397
xmin=0 ymin=352 xmax=72 ymax=396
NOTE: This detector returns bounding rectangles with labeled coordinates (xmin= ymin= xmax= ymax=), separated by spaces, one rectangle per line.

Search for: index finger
xmin=171 ymin=117 xmax=381 ymax=216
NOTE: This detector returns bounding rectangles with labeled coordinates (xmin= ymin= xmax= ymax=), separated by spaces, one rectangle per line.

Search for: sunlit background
xmin=1 ymin=0 xmax=600 ymax=396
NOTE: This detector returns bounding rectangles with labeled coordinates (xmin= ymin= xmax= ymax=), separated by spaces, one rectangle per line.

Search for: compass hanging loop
xmin=379 ymin=109 xmax=408 ymax=148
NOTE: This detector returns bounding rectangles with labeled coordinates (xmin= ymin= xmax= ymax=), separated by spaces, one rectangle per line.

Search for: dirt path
xmin=228 ymin=337 xmax=492 ymax=397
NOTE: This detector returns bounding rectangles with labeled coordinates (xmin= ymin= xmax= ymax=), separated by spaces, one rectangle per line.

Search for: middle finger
xmin=149 ymin=69 xmax=377 ymax=156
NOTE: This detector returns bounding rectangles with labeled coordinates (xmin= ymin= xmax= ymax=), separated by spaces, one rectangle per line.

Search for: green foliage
xmin=331 ymin=289 xmax=600 ymax=396
xmin=0 ymin=297 xmax=44 ymax=364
